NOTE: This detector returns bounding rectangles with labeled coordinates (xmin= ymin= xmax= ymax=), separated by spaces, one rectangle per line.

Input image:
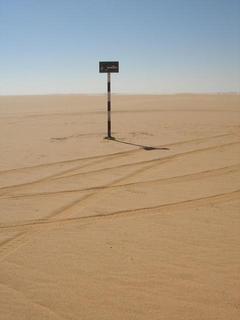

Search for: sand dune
xmin=0 ymin=94 xmax=240 ymax=319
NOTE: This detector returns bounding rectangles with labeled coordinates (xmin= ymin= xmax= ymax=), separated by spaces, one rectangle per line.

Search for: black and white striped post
xmin=107 ymin=72 xmax=111 ymax=138
xmin=99 ymin=61 xmax=119 ymax=140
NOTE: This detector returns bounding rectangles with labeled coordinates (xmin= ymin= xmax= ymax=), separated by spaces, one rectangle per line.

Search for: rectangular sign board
xmin=99 ymin=61 xmax=119 ymax=73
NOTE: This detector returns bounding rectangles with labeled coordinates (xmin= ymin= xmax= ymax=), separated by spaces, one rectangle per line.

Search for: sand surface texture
xmin=0 ymin=94 xmax=240 ymax=319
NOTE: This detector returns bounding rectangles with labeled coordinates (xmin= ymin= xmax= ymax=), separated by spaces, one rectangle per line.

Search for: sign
xmin=99 ymin=61 xmax=119 ymax=73
xmin=99 ymin=60 xmax=119 ymax=139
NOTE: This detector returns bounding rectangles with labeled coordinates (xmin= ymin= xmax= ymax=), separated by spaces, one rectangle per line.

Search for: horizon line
xmin=0 ymin=91 xmax=240 ymax=97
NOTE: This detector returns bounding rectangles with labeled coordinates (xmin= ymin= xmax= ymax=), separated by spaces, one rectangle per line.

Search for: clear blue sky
xmin=1 ymin=0 xmax=240 ymax=94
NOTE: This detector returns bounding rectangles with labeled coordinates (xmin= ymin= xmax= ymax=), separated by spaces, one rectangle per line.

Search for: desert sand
xmin=0 ymin=94 xmax=240 ymax=319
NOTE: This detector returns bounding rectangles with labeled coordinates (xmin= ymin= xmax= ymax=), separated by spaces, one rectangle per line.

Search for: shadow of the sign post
xmin=110 ymin=138 xmax=169 ymax=151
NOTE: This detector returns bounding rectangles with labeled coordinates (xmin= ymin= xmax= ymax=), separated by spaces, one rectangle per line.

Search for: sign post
xmin=99 ymin=61 xmax=119 ymax=139
xmin=107 ymin=72 xmax=111 ymax=139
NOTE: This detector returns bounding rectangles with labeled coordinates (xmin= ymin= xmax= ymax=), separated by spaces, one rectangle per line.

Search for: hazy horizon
xmin=1 ymin=91 xmax=240 ymax=97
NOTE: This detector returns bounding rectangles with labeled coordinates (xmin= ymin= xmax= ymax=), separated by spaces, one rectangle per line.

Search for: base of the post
xmin=104 ymin=136 xmax=116 ymax=140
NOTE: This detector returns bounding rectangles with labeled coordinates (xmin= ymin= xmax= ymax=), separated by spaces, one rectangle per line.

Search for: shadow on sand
xmin=105 ymin=137 xmax=169 ymax=151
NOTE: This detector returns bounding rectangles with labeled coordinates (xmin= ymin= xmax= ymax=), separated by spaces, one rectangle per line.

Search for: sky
xmin=1 ymin=0 xmax=240 ymax=95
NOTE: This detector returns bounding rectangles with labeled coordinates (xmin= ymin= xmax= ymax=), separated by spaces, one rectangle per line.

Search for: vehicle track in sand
xmin=0 ymin=194 xmax=239 ymax=261
xmin=0 ymin=231 xmax=31 ymax=262
xmin=29 ymin=142 xmax=240 ymax=223
xmin=51 ymin=140 xmax=240 ymax=181
xmin=0 ymin=146 xmax=139 ymax=176
xmin=0 ymin=133 xmax=239 ymax=261
xmin=0 ymin=134 xmax=238 ymax=196
xmin=1 ymin=163 xmax=239 ymax=200
xmin=1 ymin=189 xmax=239 ymax=232
xmin=0 ymin=148 xmax=140 ymax=194
xmin=0 ymin=132 xmax=233 ymax=177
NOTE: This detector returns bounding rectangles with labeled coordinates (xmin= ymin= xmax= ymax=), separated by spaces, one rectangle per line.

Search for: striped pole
xmin=107 ymin=72 xmax=112 ymax=138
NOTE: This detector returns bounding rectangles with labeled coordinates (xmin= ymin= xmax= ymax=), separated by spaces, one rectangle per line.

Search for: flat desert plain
xmin=0 ymin=94 xmax=240 ymax=320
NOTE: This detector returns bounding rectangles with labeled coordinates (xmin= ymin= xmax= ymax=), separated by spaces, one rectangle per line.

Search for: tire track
xmin=0 ymin=145 xmax=154 ymax=259
xmin=0 ymin=139 xmax=238 ymax=197
xmin=37 ymin=157 xmax=166 ymax=222
xmin=0 ymin=148 xmax=141 ymax=194
xmin=0 ymin=132 xmax=232 ymax=176
xmin=2 ymin=163 xmax=239 ymax=200
xmin=0 ymin=133 xmax=235 ymax=194
xmin=0 ymin=138 xmax=165 ymax=259
xmin=53 ymin=140 xmax=240 ymax=181
xmin=0 ymin=231 xmax=30 ymax=261
xmin=0 ymin=145 xmax=173 ymax=259
xmin=0 ymin=146 xmax=140 ymax=176
xmin=38 ymin=141 xmax=240 ymax=224
xmin=1 ymin=189 xmax=239 ymax=231
xmin=52 ymin=133 xmax=234 ymax=179
xmin=0 ymin=135 xmax=238 ymax=261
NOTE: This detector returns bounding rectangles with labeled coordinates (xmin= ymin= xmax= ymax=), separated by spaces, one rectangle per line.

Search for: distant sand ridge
xmin=0 ymin=94 xmax=240 ymax=320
